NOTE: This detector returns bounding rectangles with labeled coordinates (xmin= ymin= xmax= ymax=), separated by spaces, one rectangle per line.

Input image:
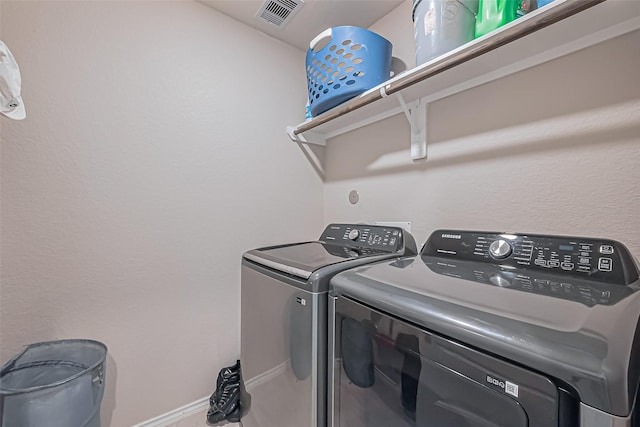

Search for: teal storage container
xmin=413 ymin=0 xmax=480 ymax=66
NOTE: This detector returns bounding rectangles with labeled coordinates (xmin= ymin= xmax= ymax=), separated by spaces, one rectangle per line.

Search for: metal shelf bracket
xmin=396 ymin=94 xmax=428 ymax=160
xmin=286 ymin=126 xmax=327 ymax=146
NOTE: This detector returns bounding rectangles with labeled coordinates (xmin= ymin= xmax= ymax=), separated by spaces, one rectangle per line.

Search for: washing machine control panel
xmin=422 ymin=230 xmax=639 ymax=285
xmin=321 ymin=224 xmax=404 ymax=253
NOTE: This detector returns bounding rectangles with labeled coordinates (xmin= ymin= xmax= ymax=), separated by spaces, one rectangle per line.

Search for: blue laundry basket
xmin=306 ymin=26 xmax=393 ymax=117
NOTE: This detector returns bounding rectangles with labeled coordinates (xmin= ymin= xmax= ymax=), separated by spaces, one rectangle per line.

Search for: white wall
xmin=368 ymin=0 xmax=416 ymax=70
xmin=0 ymin=1 xmax=322 ymax=425
xmin=325 ymin=6 xmax=640 ymax=255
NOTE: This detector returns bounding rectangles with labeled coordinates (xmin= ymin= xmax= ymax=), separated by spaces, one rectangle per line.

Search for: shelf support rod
xmin=286 ymin=126 xmax=327 ymax=146
xmin=395 ymin=94 xmax=428 ymax=160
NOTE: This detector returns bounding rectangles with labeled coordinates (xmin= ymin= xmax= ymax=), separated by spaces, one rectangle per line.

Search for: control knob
xmin=489 ymin=239 xmax=513 ymax=259
xmin=348 ymin=229 xmax=360 ymax=241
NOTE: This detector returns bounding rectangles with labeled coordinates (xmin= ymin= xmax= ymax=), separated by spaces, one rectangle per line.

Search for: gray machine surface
xmin=329 ymin=230 xmax=640 ymax=427
xmin=240 ymin=223 xmax=416 ymax=427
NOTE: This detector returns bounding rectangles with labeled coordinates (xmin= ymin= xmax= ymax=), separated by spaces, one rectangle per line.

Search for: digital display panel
xmin=559 ymin=245 xmax=575 ymax=251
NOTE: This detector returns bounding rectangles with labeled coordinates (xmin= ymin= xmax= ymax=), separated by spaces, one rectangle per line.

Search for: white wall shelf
xmin=286 ymin=0 xmax=640 ymax=160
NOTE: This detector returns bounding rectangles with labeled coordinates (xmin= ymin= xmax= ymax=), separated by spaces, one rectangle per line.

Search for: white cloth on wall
xmin=0 ymin=40 xmax=26 ymax=120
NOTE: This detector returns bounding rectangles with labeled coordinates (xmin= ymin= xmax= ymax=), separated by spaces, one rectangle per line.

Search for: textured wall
xmin=0 ymin=2 xmax=322 ymax=425
xmin=368 ymin=0 xmax=417 ymax=71
xmin=325 ymin=23 xmax=640 ymax=255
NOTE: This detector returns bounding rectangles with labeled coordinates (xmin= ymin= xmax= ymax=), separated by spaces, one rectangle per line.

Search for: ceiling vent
xmin=256 ymin=0 xmax=304 ymax=29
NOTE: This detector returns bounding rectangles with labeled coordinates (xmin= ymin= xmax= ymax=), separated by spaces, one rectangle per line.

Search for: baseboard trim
xmin=133 ymin=362 xmax=289 ymax=426
xmin=245 ymin=360 xmax=288 ymax=391
xmin=132 ymin=396 xmax=209 ymax=427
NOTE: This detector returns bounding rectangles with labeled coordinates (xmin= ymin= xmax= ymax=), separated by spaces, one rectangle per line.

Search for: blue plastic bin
xmin=306 ymin=26 xmax=393 ymax=117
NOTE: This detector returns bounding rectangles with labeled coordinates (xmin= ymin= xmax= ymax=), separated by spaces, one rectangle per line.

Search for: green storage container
xmin=475 ymin=0 xmax=518 ymax=38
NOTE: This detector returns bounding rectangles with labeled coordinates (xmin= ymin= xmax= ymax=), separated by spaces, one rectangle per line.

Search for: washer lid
xmin=244 ymin=241 xmax=386 ymax=279
xmin=243 ymin=223 xmax=415 ymax=280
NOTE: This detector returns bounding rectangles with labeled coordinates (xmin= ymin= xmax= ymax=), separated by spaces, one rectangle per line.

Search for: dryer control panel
xmin=422 ymin=230 xmax=639 ymax=285
xmin=320 ymin=223 xmax=405 ymax=253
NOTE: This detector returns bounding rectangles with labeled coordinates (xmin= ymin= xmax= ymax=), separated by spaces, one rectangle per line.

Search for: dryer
xmin=329 ymin=230 xmax=640 ymax=427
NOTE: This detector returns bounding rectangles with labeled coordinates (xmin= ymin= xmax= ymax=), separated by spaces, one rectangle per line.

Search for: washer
xmin=240 ymin=223 xmax=416 ymax=427
xmin=329 ymin=229 xmax=640 ymax=427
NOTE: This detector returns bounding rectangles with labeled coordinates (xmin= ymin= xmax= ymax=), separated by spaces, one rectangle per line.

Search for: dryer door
xmin=330 ymin=296 xmax=560 ymax=427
